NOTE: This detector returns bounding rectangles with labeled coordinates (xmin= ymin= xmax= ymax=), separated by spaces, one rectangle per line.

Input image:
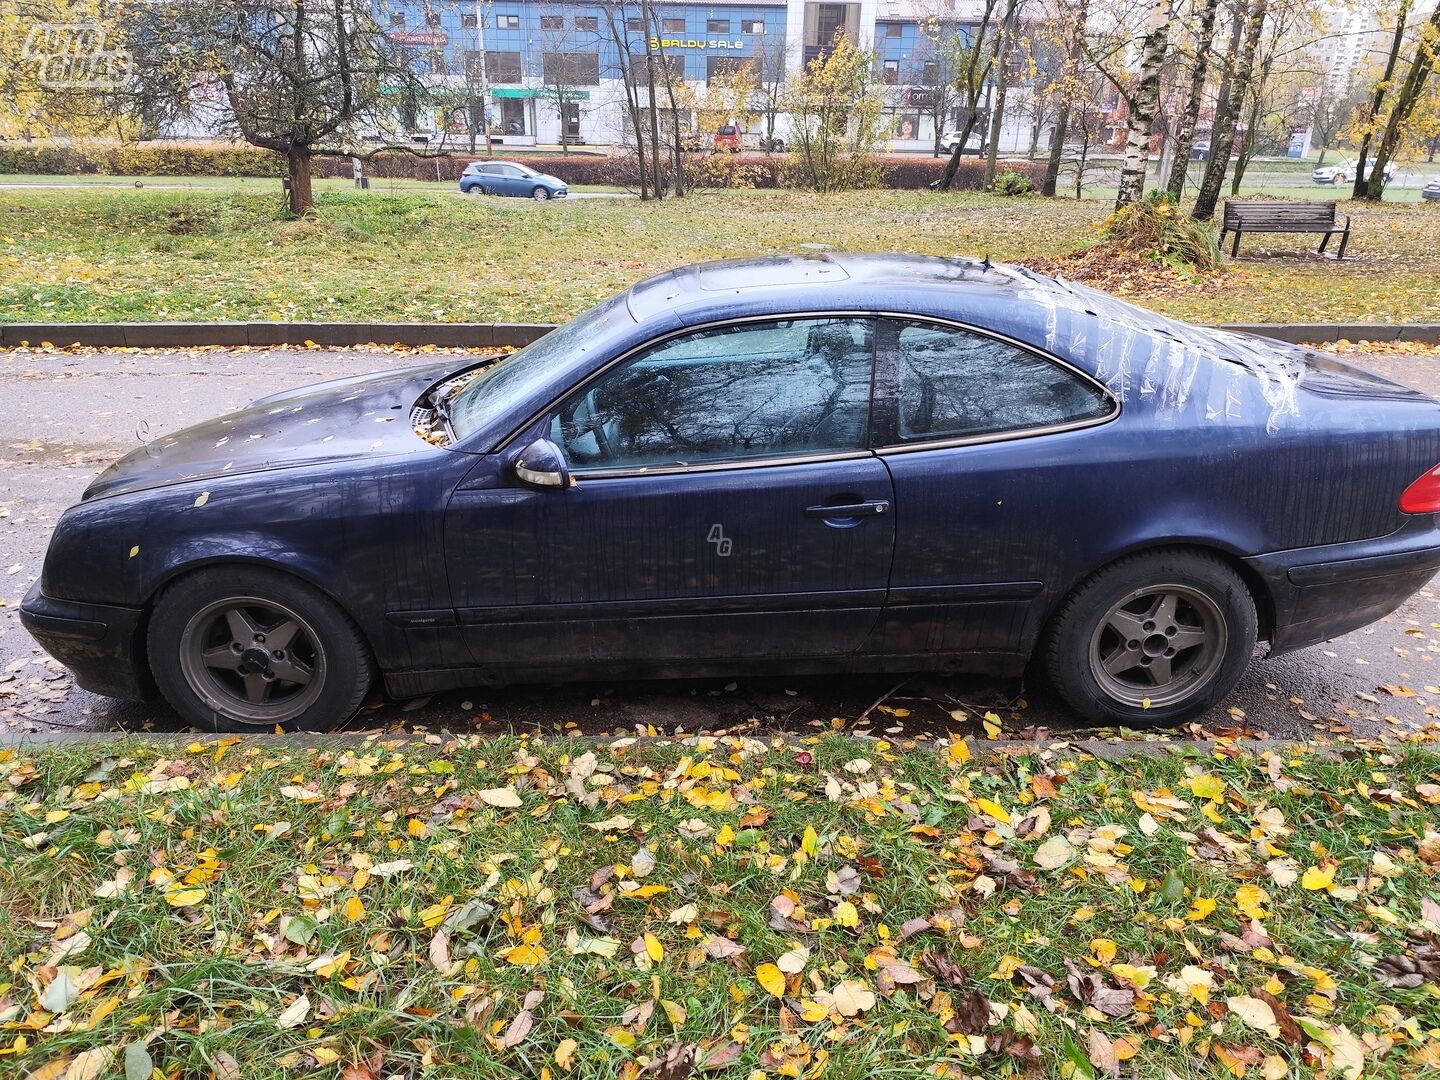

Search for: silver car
xmin=1424 ymin=176 xmax=1440 ymax=201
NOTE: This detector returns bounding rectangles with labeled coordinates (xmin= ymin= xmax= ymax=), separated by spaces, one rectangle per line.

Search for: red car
xmin=714 ymin=124 xmax=740 ymax=152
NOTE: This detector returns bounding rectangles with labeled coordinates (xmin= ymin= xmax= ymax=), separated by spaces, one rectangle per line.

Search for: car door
xmin=863 ymin=316 xmax=1117 ymax=663
xmin=444 ymin=316 xmax=896 ymax=674
xmin=484 ymin=164 xmax=514 ymax=194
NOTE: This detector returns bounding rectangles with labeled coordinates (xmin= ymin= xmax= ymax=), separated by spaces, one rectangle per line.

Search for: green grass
xmin=2 ymin=185 xmax=1440 ymax=328
xmin=1 ymin=735 xmax=1439 ymax=1078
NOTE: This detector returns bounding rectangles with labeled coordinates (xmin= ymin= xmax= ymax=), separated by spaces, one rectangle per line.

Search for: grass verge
xmin=1 ymin=734 xmax=1438 ymax=1079
xmin=3 ymin=188 xmax=1440 ymax=328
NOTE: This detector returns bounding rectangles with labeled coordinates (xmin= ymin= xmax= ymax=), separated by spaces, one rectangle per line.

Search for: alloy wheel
xmin=178 ymin=595 xmax=327 ymax=725
xmin=1087 ymin=584 xmax=1227 ymax=709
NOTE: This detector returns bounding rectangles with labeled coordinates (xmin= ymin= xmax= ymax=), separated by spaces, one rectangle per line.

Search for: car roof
xmin=621 ymin=253 xmax=1313 ymax=431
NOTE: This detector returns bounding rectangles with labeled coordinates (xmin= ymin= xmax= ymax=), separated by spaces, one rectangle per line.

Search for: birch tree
xmin=1164 ymin=0 xmax=1221 ymax=197
xmin=1191 ymin=0 xmax=1268 ymax=221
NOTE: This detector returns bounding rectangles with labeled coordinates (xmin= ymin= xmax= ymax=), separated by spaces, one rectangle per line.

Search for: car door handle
xmin=804 ymin=500 xmax=890 ymax=519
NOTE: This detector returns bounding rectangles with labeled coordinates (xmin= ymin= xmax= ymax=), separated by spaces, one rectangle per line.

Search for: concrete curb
xmin=0 ymin=322 xmax=555 ymax=349
xmin=4 ymin=322 xmax=1440 ymax=350
xmin=1220 ymin=323 xmax=1440 ymax=345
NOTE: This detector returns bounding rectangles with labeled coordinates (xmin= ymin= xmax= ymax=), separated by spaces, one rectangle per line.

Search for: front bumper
xmin=18 ymin=582 xmax=152 ymax=700
xmin=1244 ymin=517 xmax=1440 ymax=654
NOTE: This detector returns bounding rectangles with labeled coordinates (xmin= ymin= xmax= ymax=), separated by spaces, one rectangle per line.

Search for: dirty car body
xmin=22 ymin=255 xmax=1440 ymax=731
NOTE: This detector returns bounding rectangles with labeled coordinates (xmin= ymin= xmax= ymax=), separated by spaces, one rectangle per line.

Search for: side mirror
xmin=514 ymin=438 xmax=571 ymax=489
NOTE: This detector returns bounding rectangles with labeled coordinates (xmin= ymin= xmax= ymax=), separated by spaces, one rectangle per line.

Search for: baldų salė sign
xmin=648 ymin=37 xmax=747 ymax=50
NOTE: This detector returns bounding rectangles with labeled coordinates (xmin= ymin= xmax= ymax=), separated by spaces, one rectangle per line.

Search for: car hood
xmin=82 ymin=359 xmax=470 ymax=501
xmin=539 ymin=173 xmax=566 ymax=186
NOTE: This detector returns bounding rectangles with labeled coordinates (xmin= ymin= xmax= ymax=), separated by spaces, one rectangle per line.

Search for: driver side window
xmin=549 ymin=318 xmax=875 ymax=472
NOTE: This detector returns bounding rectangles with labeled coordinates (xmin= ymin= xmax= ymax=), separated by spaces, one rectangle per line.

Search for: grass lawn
xmin=2 ymin=186 xmax=1439 ymax=327
xmin=1 ymin=734 xmax=1439 ymax=1079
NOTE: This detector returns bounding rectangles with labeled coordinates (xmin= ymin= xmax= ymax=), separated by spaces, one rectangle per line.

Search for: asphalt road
xmin=4 ymin=343 xmax=1440 ymax=743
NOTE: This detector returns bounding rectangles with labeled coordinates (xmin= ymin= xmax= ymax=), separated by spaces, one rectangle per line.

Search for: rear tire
xmin=148 ymin=566 xmax=372 ymax=733
xmin=1042 ymin=550 xmax=1257 ymax=727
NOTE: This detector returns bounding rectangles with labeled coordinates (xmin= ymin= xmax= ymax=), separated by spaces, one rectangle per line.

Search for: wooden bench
xmin=1220 ymin=200 xmax=1351 ymax=259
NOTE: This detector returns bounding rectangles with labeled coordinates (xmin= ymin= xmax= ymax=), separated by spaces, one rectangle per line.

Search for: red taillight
xmin=1400 ymin=463 xmax=1440 ymax=513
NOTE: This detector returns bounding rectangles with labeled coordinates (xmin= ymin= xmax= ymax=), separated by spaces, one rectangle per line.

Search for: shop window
xmin=742 ymin=20 xmax=765 ymax=34
xmin=663 ymin=18 xmax=685 ymax=32
xmin=885 ymin=23 xmax=902 ymax=38
xmin=389 ymin=13 xmax=404 ymax=28
xmin=485 ymin=50 xmax=522 ymax=83
xmin=540 ymin=15 xmax=564 ymax=30
xmin=461 ymin=13 xmax=477 ymax=28
xmin=882 ymin=59 xmax=899 ymax=85
xmin=707 ymin=19 xmax=730 ymax=33
xmin=543 ymin=51 xmax=600 ymax=86
xmin=496 ymin=14 xmax=520 ymax=30
xmin=576 ymin=16 xmax=599 ymax=31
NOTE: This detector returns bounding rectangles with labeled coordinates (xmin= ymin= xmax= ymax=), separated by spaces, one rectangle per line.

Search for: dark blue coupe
xmin=22 ymin=255 xmax=1440 ymax=731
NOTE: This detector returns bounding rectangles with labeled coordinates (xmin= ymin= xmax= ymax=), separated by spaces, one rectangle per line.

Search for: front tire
xmin=1042 ymin=550 xmax=1257 ymax=727
xmin=148 ymin=566 xmax=372 ymax=732
xmin=531 ymin=186 xmax=551 ymax=201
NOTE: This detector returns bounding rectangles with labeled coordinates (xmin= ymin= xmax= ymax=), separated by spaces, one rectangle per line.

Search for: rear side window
xmin=886 ymin=319 xmax=1111 ymax=442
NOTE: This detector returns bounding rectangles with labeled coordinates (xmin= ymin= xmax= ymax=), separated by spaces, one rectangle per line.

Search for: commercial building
xmin=383 ymin=1 xmax=1040 ymax=152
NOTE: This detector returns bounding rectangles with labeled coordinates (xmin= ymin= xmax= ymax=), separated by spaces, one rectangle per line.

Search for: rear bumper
xmin=1245 ymin=517 xmax=1440 ymax=654
xmin=17 ymin=582 xmax=152 ymax=700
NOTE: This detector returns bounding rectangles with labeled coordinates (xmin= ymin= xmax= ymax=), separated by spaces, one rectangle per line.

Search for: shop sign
xmin=388 ymin=31 xmax=448 ymax=46
xmin=648 ymin=37 xmax=746 ymax=50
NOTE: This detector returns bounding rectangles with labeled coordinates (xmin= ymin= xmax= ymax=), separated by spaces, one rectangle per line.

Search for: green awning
xmin=490 ymin=88 xmax=591 ymax=100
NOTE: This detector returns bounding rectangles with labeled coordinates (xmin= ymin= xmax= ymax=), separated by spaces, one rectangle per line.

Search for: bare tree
xmin=1192 ymin=0 xmax=1268 ymax=221
xmin=983 ymin=0 xmax=1023 ymax=187
xmin=912 ymin=14 xmax=968 ymax=157
xmin=754 ymin=30 xmax=791 ymax=151
xmin=1041 ymin=0 xmax=1090 ymax=196
xmin=124 ymin=1 xmax=439 ymax=215
xmin=601 ymin=0 xmax=651 ymax=198
xmin=1307 ymin=78 xmax=1363 ymax=165
xmin=938 ymin=0 xmax=1003 ymax=190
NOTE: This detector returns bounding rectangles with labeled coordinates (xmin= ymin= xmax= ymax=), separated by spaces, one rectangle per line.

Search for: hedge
xmin=314 ymin=152 xmax=1047 ymax=192
xmin=0 ymin=141 xmax=1046 ymax=192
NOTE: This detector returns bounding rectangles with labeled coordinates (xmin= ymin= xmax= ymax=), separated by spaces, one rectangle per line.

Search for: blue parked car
xmin=459 ymin=160 xmax=568 ymax=200
xmin=21 ymin=255 xmax=1440 ymax=731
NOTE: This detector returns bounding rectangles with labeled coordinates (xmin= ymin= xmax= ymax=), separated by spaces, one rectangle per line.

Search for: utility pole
xmin=475 ymin=0 xmax=493 ymax=153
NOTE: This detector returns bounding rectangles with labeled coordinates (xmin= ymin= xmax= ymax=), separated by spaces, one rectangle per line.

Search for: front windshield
xmin=447 ymin=292 xmax=633 ymax=442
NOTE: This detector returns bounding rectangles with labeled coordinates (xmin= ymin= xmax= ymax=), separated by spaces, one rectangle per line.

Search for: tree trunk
xmin=1042 ymin=105 xmax=1069 ymax=197
xmin=984 ymin=1 xmax=1020 ymax=187
xmin=1353 ymin=2 xmax=1410 ymax=200
xmin=1192 ymin=0 xmax=1266 ymax=221
xmin=642 ymin=2 xmax=666 ymax=197
xmin=1042 ymin=0 xmax=1087 ymax=198
xmin=1165 ymin=0 xmax=1220 ymax=198
xmin=1363 ymin=7 xmax=1440 ymax=199
xmin=1230 ymin=92 xmax=1261 ymax=194
xmin=286 ymin=145 xmax=313 ymax=215
xmin=938 ymin=0 xmax=999 ymax=190
xmin=1115 ymin=0 xmax=1173 ymax=209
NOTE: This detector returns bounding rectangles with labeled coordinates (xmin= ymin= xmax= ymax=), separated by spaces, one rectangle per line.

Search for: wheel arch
xmin=139 ymin=556 xmax=380 ymax=672
xmin=1043 ymin=540 xmax=1276 ymax=646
